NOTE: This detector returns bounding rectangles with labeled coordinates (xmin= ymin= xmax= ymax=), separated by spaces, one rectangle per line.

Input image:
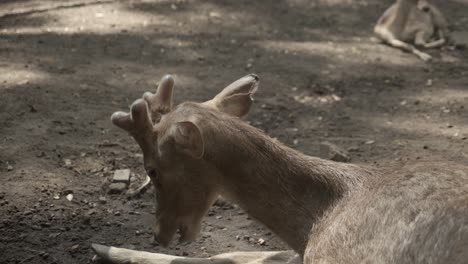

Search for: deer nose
xmin=146 ymin=168 xmax=158 ymax=178
xmin=422 ymin=6 xmax=430 ymax=12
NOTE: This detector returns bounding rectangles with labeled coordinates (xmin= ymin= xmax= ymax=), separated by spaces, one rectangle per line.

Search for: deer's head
xmin=111 ymin=74 xmax=259 ymax=246
xmin=405 ymin=0 xmax=431 ymax=12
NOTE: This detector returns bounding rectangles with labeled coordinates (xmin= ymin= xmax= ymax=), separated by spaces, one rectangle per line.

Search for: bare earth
xmin=0 ymin=0 xmax=467 ymax=263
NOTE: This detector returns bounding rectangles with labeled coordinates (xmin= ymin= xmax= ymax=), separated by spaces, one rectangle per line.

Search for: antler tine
xmin=111 ymin=99 xmax=153 ymax=133
xmin=143 ymin=75 xmax=174 ymax=118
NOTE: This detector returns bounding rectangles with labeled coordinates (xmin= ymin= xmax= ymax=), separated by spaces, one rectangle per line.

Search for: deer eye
xmin=151 ymin=113 xmax=162 ymax=124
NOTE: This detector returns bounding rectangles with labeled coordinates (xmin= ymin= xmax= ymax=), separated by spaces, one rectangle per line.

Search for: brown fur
xmin=96 ymin=75 xmax=468 ymax=264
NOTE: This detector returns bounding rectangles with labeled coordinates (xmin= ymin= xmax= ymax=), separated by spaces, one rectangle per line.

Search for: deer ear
xmin=203 ymin=74 xmax=259 ymax=117
xmin=171 ymin=121 xmax=204 ymax=159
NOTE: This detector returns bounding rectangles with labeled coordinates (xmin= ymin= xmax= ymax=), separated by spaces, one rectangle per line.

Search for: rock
xmin=209 ymin=11 xmax=221 ymax=18
xmin=98 ymin=196 xmax=107 ymax=204
xmin=319 ymin=142 xmax=350 ymax=162
xmin=113 ymin=169 xmax=131 ymax=184
xmin=70 ymin=244 xmax=79 ymax=252
xmin=258 ymin=238 xmax=266 ymax=246
xmin=63 ymin=159 xmax=72 ymax=167
xmin=66 ymin=194 xmax=73 ymax=201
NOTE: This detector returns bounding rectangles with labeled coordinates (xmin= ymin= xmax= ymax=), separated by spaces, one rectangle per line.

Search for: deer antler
xmin=143 ymin=75 xmax=175 ymax=120
xmin=111 ymin=99 xmax=153 ymax=134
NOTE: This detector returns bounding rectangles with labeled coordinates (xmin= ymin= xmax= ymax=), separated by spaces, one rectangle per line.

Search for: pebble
xmin=319 ymin=142 xmax=350 ymax=162
xmin=63 ymin=159 xmax=72 ymax=167
xmin=113 ymin=169 xmax=131 ymax=184
xmin=258 ymin=238 xmax=266 ymax=246
xmin=98 ymin=196 xmax=107 ymax=204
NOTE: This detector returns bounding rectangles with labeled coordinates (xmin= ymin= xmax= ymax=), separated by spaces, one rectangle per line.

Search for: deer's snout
xmin=146 ymin=168 xmax=158 ymax=179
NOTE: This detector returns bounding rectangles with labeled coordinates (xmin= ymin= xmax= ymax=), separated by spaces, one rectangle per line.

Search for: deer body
xmin=93 ymin=75 xmax=468 ymax=263
xmin=374 ymin=0 xmax=451 ymax=61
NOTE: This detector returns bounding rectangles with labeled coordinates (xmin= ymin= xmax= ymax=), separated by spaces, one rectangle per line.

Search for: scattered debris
xmin=320 ymin=142 xmax=351 ymax=162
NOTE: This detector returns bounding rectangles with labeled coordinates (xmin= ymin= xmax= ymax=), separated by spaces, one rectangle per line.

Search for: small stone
xmin=258 ymin=238 xmax=266 ymax=246
xmin=113 ymin=169 xmax=131 ymax=184
xmin=108 ymin=183 xmax=127 ymax=194
xmin=98 ymin=196 xmax=107 ymax=204
xmin=53 ymin=194 xmax=60 ymax=200
xmin=63 ymin=159 xmax=72 ymax=167
xmin=7 ymin=165 xmax=13 ymax=171
xmin=23 ymin=210 xmax=32 ymax=216
xmin=71 ymin=244 xmax=79 ymax=251
xmin=66 ymin=194 xmax=73 ymax=201
xmin=365 ymin=140 xmax=375 ymax=145
xmin=209 ymin=11 xmax=221 ymax=18
xmin=319 ymin=142 xmax=350 ymax=162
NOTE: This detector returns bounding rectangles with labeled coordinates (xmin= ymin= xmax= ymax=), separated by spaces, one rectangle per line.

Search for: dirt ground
xmin=0 ymin=0 xmax=467 ymax=263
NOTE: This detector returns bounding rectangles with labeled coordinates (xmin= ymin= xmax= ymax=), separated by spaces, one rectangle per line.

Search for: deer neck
xmin=389 ymin=0 xmax=414 ymax=33
xmin=203 ymin=119 xmax=373 ymax=255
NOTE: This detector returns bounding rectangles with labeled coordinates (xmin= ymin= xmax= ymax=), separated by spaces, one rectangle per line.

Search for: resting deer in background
xmin=92 ymin=74 xmax=468 ymax=263
xmin=374 ymin=0 xmax=451 ymax=61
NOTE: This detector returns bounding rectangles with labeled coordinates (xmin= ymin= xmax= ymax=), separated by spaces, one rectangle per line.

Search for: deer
xmin=92 ymin=74 xmax=468 ymax=263
xmin=374 ymin=0 xmax=452 ymax=61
